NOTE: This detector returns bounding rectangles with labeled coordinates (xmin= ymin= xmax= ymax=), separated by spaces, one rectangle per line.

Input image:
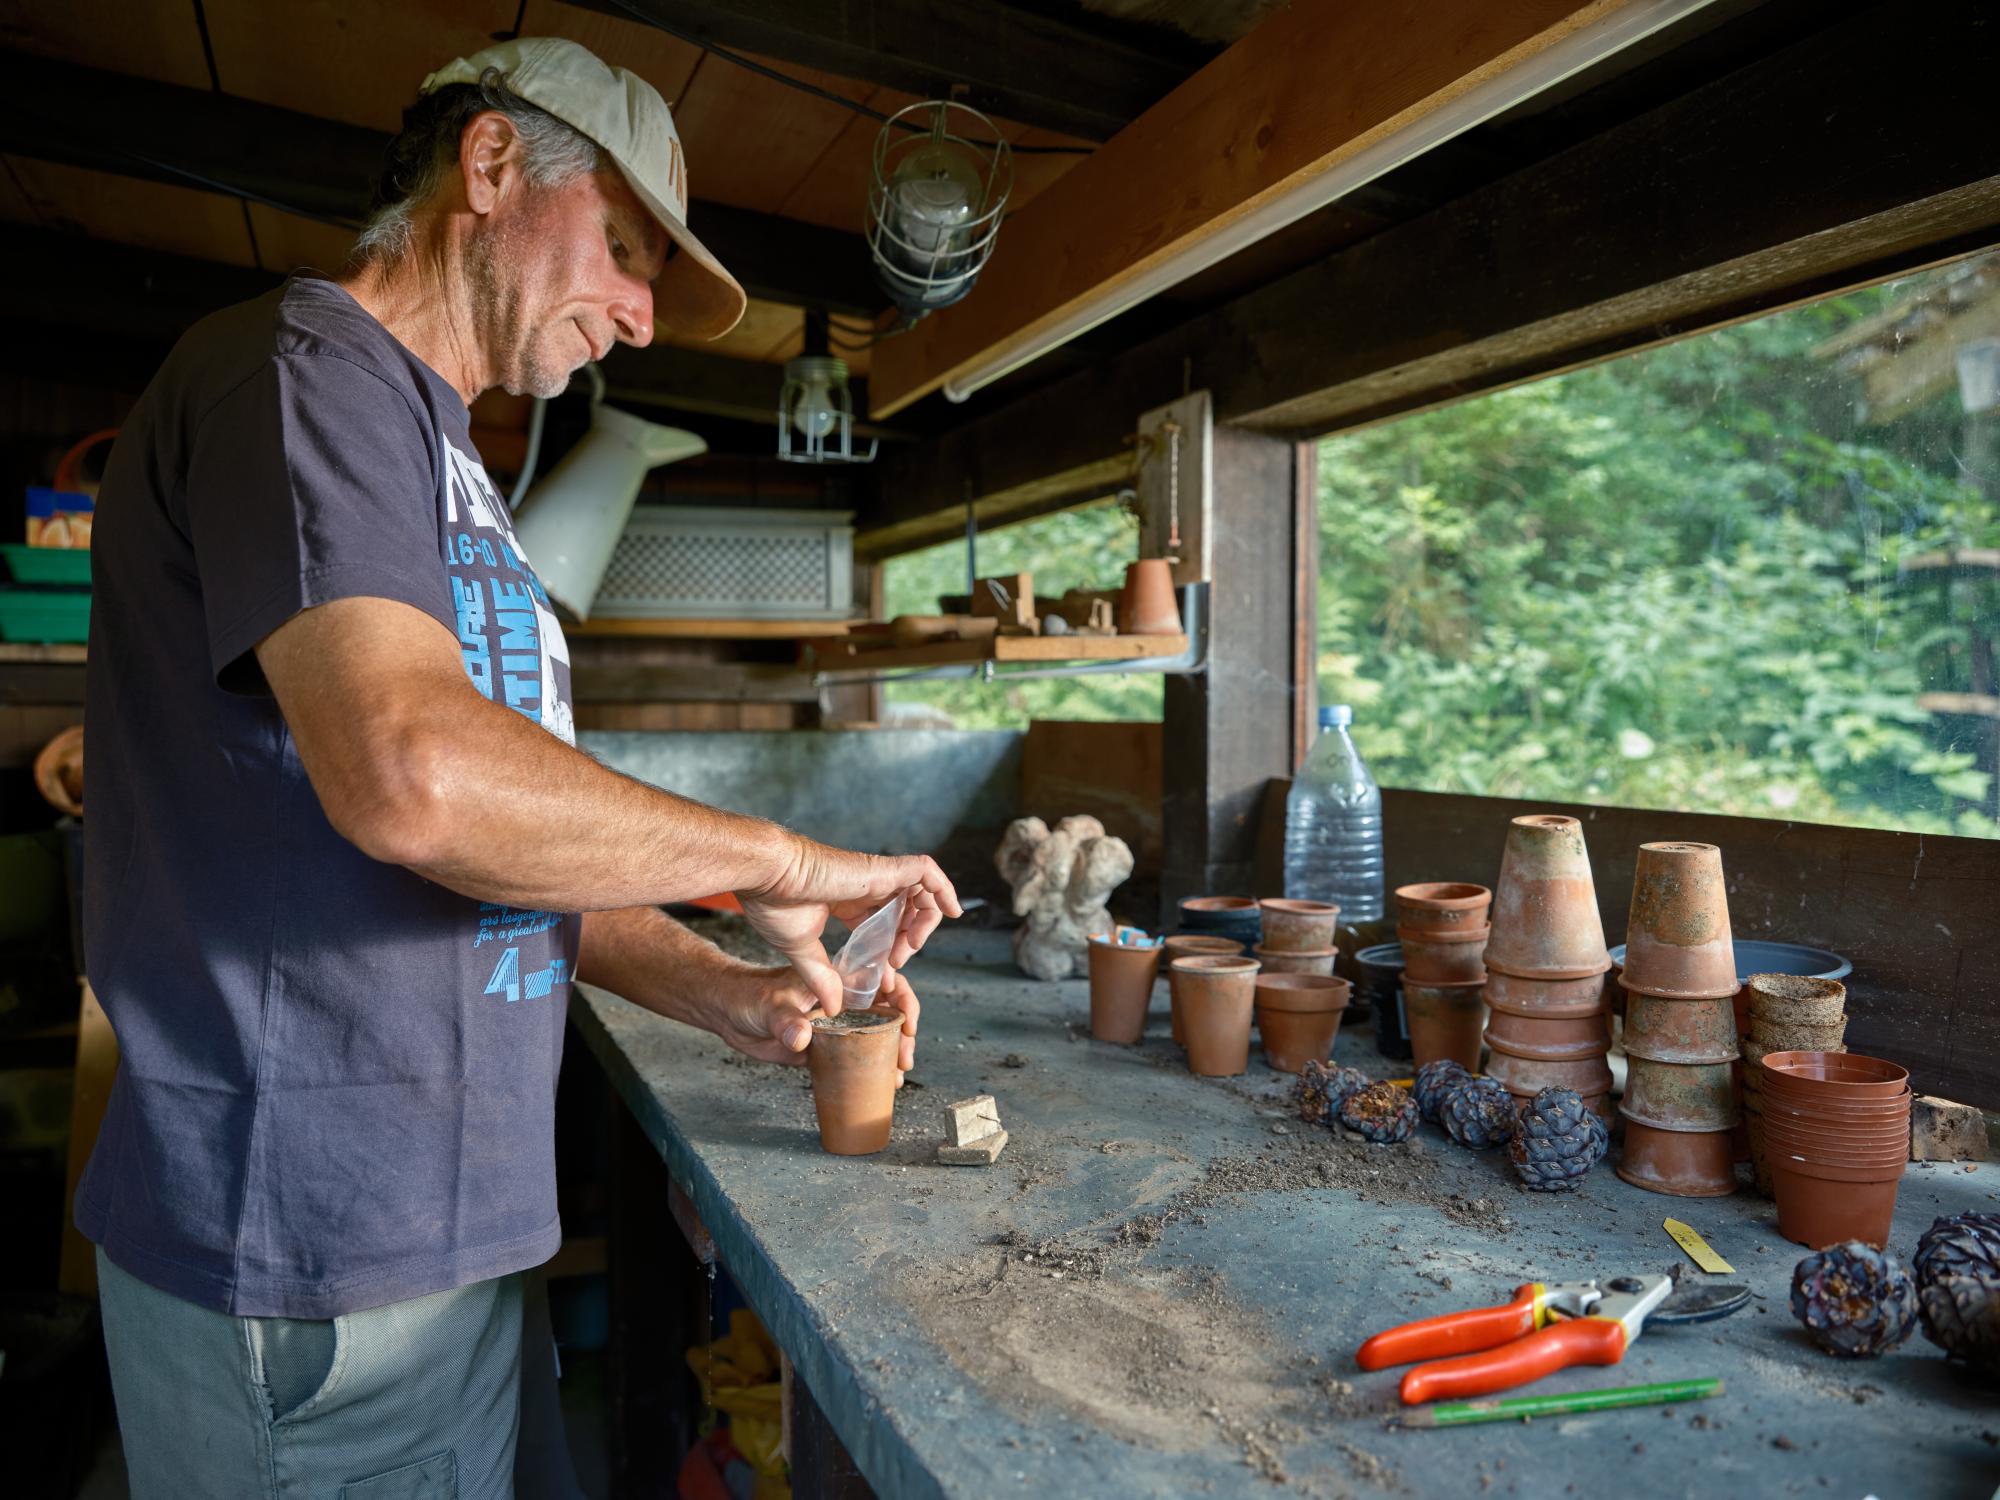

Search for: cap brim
xmin=615 ymin=159 xmax=747 ymax=342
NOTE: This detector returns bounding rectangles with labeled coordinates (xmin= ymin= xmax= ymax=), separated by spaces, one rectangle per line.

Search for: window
xmin=1317 ymin=249 xmax=2000 ymax=838
xmin=879 ymin=499 xmax=1161 ymax=728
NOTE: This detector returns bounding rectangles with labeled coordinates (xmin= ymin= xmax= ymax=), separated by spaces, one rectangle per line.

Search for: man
xmin=76 ymin=37 xmax=957 ymax=1497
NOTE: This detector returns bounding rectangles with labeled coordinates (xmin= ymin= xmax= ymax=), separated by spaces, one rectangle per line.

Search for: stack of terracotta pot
xmin=1254 ymin=898 xmax=1340 ymax=975
xmin=1615 ymin=842 xmax=1740 ymax=1197
xmin=1740 ymin=974 xmax=1849 ymax=1195
xmin=1758 ymin=1049 xmax=1910 ymax=1248
xmin=1479 ymin=815 xmax=1615 ymax=1116
xmin=1395 ymin=882 xmax=1491 ymax=1072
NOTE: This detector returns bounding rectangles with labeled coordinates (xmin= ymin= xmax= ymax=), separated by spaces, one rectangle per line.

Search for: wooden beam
xmin=559 ymin=0 xmax=1196 ymax=144
xmin=865 ymin=0 xmax=1628 ymax=417
xmin=857 ymin=0 xmax=2000 ymax=552
xmin=0 ymin=51 xmax=884 ymax=316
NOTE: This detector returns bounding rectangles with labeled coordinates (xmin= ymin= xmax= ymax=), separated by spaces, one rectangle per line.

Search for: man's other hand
xmin=714 ymin=965 xmax=921 ymax=1085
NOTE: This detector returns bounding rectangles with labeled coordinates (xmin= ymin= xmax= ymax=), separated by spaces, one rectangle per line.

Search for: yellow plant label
xmin=1664 ymin=1218 xmax=1734 ymax=1274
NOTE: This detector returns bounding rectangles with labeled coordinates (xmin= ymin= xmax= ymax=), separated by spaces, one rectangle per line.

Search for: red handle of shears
xmin=1398 ymin=1318 xmax=1628 ymax=1404
xmin=1355 ymin=1284 xmax=1543 ymax=1371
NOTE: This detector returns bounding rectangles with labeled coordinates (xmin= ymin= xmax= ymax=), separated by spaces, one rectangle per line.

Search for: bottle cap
xmin=1319 ymin=704 xmax=1353 ymax=729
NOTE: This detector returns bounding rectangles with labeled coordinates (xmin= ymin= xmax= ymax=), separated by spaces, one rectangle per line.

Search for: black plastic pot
xmin=1355 ymin=941 xmax=1411 ymax=1060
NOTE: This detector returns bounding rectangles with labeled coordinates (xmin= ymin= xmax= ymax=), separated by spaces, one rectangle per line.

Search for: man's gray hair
xmin=350 ymin=67 xmax=604 ymax=266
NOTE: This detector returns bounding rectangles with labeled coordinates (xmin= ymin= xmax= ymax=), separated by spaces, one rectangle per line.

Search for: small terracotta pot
xmin=1616 ymin=1118 xmax=1737 ymax=1197
xmin=1745 ymin=974 xmax=1846 ymax=1027
xmin=1179 ymin=895 xmax=1259 ymax=924
xmin=1254 ymin=974 xmax=1351 ymax=1072
xmin=1252 ymin=944 xmax=1338 ymax=976
xmin=1393 ymin=882 xmax=1492 ymax=937
xmin=1119 ymin=557 xmax=1183 ymax=635
xmin=1486 ymin=1049 xmax=1613 ymax=1104
xmin=1760 ymin=1051 xmax=1909 ymax=1099
xmin=1482 ymin=968 xmax=1607 ymax=1018
xmin=1485 ymin=814 xmax=1611 ymax=979
xmin=1620 ymin=1057 xmax=1737 ymax=1132
xmin=806 ymin=1007 xmax=905 ymax=1155
xmin=1483 ymin=1009 xmax=1612 ymax=1061
xmin=1749 ymin=1015 xmax=1849 ymax=1053
xmin=1620 ymin=842 xmax=1737 ymax=999
xmin=1404 ymin=980 xmax=1487 ymax=1072
xmin=1164 ymin=936 xmax=1243 ymax=1045
xmin=1621 ymin=994 xmax=1740 ymax=1064
xmin=1087 ymin=938 xmax=1161 ymax=1046
xmin=1174 ymin=955 xmax=1259 ymax=1076
xmin=1769 ymin=1157 xmax=1903 ymax=1249
xmin=1397 ymin=925 xmax=1491 ymax=985
xmin=1258 ymin=898 xmax=1341 ymax=953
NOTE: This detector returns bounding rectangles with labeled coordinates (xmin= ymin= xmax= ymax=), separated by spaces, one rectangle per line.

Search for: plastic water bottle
xmin=1284 ymin=704 xmax=1384 ymax=924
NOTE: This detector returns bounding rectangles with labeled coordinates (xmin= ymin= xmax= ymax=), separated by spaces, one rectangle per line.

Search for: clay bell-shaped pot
xmin=1486 ymin=1051 xmax=1613 ymax=1120
xmin=1482 ymin=969 xmax=1607 ymax=1019
xmin=1404 ymin=979 xmax=1487 ymax=1072
xmin=1483 ymin=1008 xmax=1612 ymax=1062
xmin=1397 ymin=925 xmax=1490 ymax=985
xmin=1485 ymin=815 xmax=1611 ymax=980
xmin=1087 ymin=936 xmax=1161 ymax=1046
xmin=1173 ymin=955 xmax=1260 ymax=1076
xmin=1258 ymin=898 xmax=1340 ymax=953
xmin=806 ymin=1007 xmax=905 ymax=1155
xmin=1620 ymin=1057 xmax=1737 ymax=1133
xmin=1394 ymin=882 xmax=1492 ymax=937
xmin=1252 ymin=945 xmax=1338 ymax=977
xmin=1745 ymin=974 xmax=1845 ymax=1027
xmin=1119 ymin=557 xmax=1183 ymax=636
xmin=1620 ymin=842 xmax=1736 ymax=999
xmin=1164 ymin=935 xmax=1244 ymax=1045
xmin=1616 ymin=1118 xmax=1737 ymax=1197
xmin=1253 ymin=974 xmax=1351 ymax=1073
xmin=1621 ymin=994 xmax=1741 ymax=1065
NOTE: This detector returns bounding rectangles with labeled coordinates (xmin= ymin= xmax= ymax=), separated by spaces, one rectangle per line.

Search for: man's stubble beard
xmin=467 ymin=222 xmax=575 ymax=401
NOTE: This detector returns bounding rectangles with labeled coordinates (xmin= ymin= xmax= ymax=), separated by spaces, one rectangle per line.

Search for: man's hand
xmin=710 ymin=963 xmax=922 ymax=1084
xmin=736 ymin=841 xmax=960 ymax=1012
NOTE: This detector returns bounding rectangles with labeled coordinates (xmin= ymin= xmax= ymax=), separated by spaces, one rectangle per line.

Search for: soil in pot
xmin=1175 ymin=955 xmax=1260 ymax=1076
xmin=1485 ymin=814 xmax=1612 ymax=980
xmin=1615 ymin=1117 xmax=1737 ymax=1197
xmin=1252 ymin=944 xmax=1338 ymax=976
xmin=1620 ymin=842 xmax=1737 ymax=999
xmin=807 ymin=1007 xmax=905 ymax=1155
xmin=1397 ymin=926 xmax=1491 ymax=985
xmin=1482 ymin=968 xmax=1607 ymax=1018
xmin=1087 ymin=937 xmax=1160 ymax=1046
xmin=1622 ymin=994 xmax=1741 ymax=1064
xmin=1620 ymin=1057 xmax=1738 ymax=1132
xmin=1404 ymin=980 xmax=1487 ymax=1072
xmin=1258 ymin=898 xmax=1341 ymax=953
xmin=1745 ymin=973 xmax=1846 ymax=1027
xmin=1393 ymin=882 xmax=1492 ymax=936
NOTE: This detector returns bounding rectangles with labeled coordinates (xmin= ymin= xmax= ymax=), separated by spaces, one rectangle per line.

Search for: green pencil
xmin=1393 ymin=1377 xmax=1724 ymax=1428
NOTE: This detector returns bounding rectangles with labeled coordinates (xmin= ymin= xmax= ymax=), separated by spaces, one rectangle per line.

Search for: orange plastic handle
xmin=1400 ymin=1318 xmax=1628 ymax=1404
xmin=1356 ymin=1284 xmax=1542 ymax=1371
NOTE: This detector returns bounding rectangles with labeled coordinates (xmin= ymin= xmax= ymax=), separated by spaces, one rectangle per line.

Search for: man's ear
xmin=459 ymin=110 xmax=524 ymax=216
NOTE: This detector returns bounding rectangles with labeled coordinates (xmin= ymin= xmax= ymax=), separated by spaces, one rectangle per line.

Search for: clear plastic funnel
xmin=832 ymin=893 xmax=905 ymax=1008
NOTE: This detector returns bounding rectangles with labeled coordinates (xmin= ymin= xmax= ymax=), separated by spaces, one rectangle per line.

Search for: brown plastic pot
xmin=1757 ymin=1084 xmax=1911 ymax=1121
xmin=1485 ymin=814 xmax=1612 ymax=980
xmin=1393 ymin=882 xmax=1492 ymax=937
xmin=1620 ymin=1057 xmax=1737 ymax=1132
xmin=1621 ymin=994 xmax=1740 ymax=1064
xmin=1615 ymin=1117 xmax=1737 ymax=1197
xmin=1745 ymin=974 xmax=1846 ymax=1027
xmin=1254 ymin=974 xmax=1351 ymax=1073
xmin=1258 ymin=898 xmax=1341 ymax=953
xmin=1620 ymin=842 xmax=1737 ymax=999
xmin=1749 ymin=1015 xmax=1849 ymax=1053
xmin=1252 ymin=944 xmax=1338 ymax=976
xmin=1760 ymin=1051 xmax=1909 ymax=1099
xmin=1397 ymin=925 xmax=1491 ymax=985
xmin=1760 ymin=1127 xmax=1909 ymax=1168
xmin=1769 ymin=1157 xmax=1903 ymax=1249
xmin=1760 ymin=1099 xmax=1911 ymax=1137
xmin=1087 ymin=937 xmax=1161 ymax=1046
xmin=806 ymin=1007 xmax=905 ymax=1155
xmin=1404 ymin=980 xmax=1487 ymax=1072
xmin=1163 ymin=936 xmax=1243 ymax=1045
xmin=1174 ymin=955 xmax=1260 ymax=1076
xmin=1482 ymin=1009 xmax=1612 ymax=1061
xmin=1482 ymin=968 xmax=1607 ymax=1018
xmin=1119 ymin=557 xmax=1183 ymax=635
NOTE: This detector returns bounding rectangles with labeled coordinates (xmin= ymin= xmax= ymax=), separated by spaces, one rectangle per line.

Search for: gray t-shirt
xmin=76 ymin=276 xmax=582 ymax=1318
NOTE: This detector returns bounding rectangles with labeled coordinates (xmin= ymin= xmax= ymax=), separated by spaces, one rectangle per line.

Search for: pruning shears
xmin=1356 ymin=1274 xmax=1749 ymax=1405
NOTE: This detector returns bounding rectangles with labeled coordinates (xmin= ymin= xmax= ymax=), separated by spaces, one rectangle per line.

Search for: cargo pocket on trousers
xmin=337 ymin=1449 xmax=457 ymax=1499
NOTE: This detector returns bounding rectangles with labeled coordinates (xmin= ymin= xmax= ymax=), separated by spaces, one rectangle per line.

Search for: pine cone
xmin=1337 ymin=1082 xmax=1418 ymax=1144
xmin=1506 ymin=1087 xmax=1606 ymax=1191
xmin=1914 ymin=1212 xmax=2000 ymax=1286
xmin=1790 ymin=1241 xmax=1919 ymax=1358
xmin=1441 ymin=1077 xmax=1517 ymax=1150
xmin=1918 ymin=1275 xmax=2000 ymax=1374
xmin=1413 ymin=1059 xmax=1471 ymax=1123
xmin=1293 ymin=1060 xmax=1370 ymax=1127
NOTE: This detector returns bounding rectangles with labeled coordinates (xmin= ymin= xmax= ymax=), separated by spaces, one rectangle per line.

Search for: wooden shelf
xmin=807 ymin=632 xmax=1188 ymax=672
xmin=566 ymin=617 xmax=855 ymax=640
xmin=0 ymin=642 xmax=87 ymax=663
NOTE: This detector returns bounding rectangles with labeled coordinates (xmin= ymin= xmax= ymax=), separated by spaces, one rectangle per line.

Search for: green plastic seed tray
xmin=0 ymin=588 xmax=90 ymax=643
xmin=0 ymin=544 xmax=92 ymax=586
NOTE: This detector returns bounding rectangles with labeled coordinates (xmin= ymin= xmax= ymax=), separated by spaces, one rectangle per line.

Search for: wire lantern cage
xmin=868 ymin=99 xmax=1013 ymax=320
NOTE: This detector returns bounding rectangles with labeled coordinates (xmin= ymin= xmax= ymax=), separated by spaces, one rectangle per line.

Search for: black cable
xmin=603 ymin=0 xmax=1093 ymax=155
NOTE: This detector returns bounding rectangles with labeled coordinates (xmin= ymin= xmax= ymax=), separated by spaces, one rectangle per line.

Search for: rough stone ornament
xmin=994 ymin=814 xmax=1135 ymax=980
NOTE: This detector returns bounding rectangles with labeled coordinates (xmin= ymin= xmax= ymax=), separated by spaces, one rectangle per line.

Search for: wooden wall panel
xmin=0 ymin=0 xmax=212 ymax=88
xmin=0 ymin=156 xmax=255 ymax=267
xmin=247 ymin=206 xmax=357 ymax=276
xmin=518 ymin=0 xmax=704 ymax=105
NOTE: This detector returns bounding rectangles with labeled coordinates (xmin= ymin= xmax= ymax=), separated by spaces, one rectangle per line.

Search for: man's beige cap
xmin=422 ymin=36 xmax=746 ymax=341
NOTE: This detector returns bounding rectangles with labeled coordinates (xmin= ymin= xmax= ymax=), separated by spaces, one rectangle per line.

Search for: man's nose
xmin=609 ymin=280 xmax=654 ymax=349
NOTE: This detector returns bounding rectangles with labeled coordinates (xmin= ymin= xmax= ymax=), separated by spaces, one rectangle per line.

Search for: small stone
xmin=1911 ymin=1096 xmax=1988 ymax=1162
xmin=938 ymin=1129 xmax=1010 ymax=1165
xmin=946 ymin=1093 xmax=1002 ymax=1146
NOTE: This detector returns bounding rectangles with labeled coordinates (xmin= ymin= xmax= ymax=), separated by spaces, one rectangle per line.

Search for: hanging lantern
xmin=778 ymin=311 xmax=877 ymax=464
xmin=868 ymin=100 xmax=1012 ymax=319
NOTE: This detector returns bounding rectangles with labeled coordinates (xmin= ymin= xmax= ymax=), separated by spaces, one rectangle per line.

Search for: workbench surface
xmin=572 ymin=931 xmax=1999 ymax=1500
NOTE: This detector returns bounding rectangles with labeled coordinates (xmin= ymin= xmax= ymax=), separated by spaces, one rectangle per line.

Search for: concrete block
xmin=1911 ymin=1095 xmax=1989 ymax=1162
xmin=945 ymin=1094 xmax=1001 ymax=1146
xmin=938 ymin=1129 xmax=1009 ymax=1166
